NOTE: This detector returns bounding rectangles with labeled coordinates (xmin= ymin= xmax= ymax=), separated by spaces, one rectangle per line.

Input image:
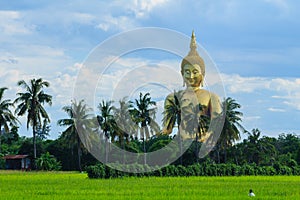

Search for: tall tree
xmin=182 ymin=103 xmax=210 ymax=162
xmin=130 ymin=92 xmax=160 ymax=164
xmin=36 ymin=119 xmax=51 ymax=140
xmin=57 ymin=100 xmax=93 ymax=172
xmin=0 ymin=87 xmax=19 ymax=153
xmin=97 ymin=100 xmax=116 ymax=163
xmin=163 ymin=91 xmax=183 ymax=164
xmin=113 ymin=98 xmax=138 ymax=163
xmin=216 ymin=97 xmax=245 ymax=163
xmin=14 ymin=78 xmax=52 ymax=159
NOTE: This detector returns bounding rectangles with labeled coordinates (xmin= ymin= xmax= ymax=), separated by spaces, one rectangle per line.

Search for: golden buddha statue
xmin=163 ymin=31 xmax=222 ymax=142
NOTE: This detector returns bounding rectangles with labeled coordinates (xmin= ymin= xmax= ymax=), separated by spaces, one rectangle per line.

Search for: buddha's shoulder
xmin=165 ymin=89 xmax=220 ymax=101
xmin=165 ymin=91 xmax=182 ymax=101
xmin=197 ymin=89 xmax=219 ymax=98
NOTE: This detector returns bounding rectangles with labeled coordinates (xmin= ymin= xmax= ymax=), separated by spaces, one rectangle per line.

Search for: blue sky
xmin=0 ymin=0 xmax=300 ymax=139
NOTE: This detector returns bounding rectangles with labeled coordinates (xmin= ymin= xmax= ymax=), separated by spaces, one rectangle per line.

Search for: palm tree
xmin=246 ymin=128 xmax=261 ymax=164
xmin=97 ymin=100 xmax=116 ymax=163
xmin=216 ymin=97 xmax=245 ymax=163
xmin=130 ymin=92 xmax=160 ymax=164
xmin=113 ymin=97 xmax=138 ymax=163
xmin=14 ymin=78 xmax=52 ymax=159
xmin=182 ymin=103 xmax=210 ymax=162
xmin=163 ymin=91 xmax=183 ymax=164
xmin=57 ymin=100 xmax=93 ymax=172
xmin=0 ymin=87 xmax=19 ymax=153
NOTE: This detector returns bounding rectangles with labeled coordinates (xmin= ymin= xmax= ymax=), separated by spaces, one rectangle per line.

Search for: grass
xmin=0 ymin=170 xmax=299 ymax=199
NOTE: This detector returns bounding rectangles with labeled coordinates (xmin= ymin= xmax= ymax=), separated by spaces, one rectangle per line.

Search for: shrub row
xmin=86 ymin=162 xmax=300 ymax=179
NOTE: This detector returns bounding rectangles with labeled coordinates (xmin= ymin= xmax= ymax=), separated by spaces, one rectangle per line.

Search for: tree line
xmin=0 ymin=77 xmax=300 ymax=173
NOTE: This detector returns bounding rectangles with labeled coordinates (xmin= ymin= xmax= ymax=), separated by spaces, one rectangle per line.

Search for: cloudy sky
xmin=1 ymin=0 xmax=300 ymax=139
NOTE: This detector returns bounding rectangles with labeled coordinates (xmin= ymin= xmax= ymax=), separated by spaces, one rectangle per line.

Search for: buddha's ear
xmin=181 ymin=70 xmax=185 ymax=87
xmin=200 ymin=74 xmax=204 ymax=87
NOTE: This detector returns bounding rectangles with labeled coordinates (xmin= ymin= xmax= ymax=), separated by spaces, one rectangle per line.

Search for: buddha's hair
xmin=181 ymin=31 xmax=205 ymax=77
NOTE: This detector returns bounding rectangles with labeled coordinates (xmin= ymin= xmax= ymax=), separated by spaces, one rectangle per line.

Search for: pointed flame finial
xmin=190 ymin=30 xmax=197 ymax=51
xmin=181 ymin=30 xmax=205 ymax=77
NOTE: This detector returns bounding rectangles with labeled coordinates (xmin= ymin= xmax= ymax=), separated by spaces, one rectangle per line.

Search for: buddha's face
xmin=182 ymin=64 xmax=203 ymax=88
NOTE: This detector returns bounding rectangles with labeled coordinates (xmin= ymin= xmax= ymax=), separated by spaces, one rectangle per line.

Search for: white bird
xmin=249 ymin=189 xmax=255 ymax=197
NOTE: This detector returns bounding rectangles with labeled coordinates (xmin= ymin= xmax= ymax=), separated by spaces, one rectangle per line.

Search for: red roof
xmin=3 ymin=155 xmax=29 ymax=159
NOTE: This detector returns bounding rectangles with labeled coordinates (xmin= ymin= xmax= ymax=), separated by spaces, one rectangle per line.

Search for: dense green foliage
xmin=0 ymin=171 xmax=300 ymax=199
xmin=0 ymin=79 xmax=299 ymax=174
xmin=86 ymin=162 xmax=300 ymax=179
xmin=35 ymin=152 xmax=62 ymax=171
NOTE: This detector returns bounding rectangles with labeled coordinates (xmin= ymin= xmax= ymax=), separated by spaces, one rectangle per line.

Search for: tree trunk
xmin=33 ymin=125 xmax=37 ymax=159
xmin=195 ymin=132 xmax=199 ymax=163
xmin=217 ymin=146 xmax=220 ymax=164
xmin=77 ymin=136 xmax=82 ymax=172
xmin=105 ymin=137 xmax=109 ymax=163
xmin=142 ymin=126 xmax=147 ymax=165
xmin=178 ymin=128 xmax=183 ymax=165
xmin=122 ymin=136 xmax=125 ymax=165
xmin=224 ymin=149 xmax=227 ymax=163
xmin=0 ymin=125 xmax=2 ymax=154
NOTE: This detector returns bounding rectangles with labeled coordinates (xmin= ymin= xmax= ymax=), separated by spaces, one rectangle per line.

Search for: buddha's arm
xmin=210 ymin=93 xmax=222 ymax=118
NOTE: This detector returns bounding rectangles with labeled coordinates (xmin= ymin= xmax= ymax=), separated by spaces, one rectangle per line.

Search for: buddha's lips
xmin=186 ymin=79 xmax=198 ymax=85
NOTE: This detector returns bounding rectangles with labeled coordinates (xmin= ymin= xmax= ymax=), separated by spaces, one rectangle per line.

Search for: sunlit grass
xmin=0 ymin=170 xmax=299 ymax=199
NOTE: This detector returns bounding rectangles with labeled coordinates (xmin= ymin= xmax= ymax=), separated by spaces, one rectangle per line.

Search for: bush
xmin=86 ymin=162 xmax=300 ymax=179
xmin=86 ymin=164 xmax=106 ymax=178
xmin=190 ymin=163 xmax=201 ymax=176
xmin=278 ymin=166 xmax=292 ymax=175
xmin=264 ymin=166 xmax=276 ymax=175
xmin=36 ymin=152 xmax=61 ymax=171
xmin=241 ymin=164 xmax=255 ymax=175
xmin=0 ymin=153 xmax=5 ymax=169
xmin=177 ymin=165 xmax=187 ymax=176
xmin=186 ymin=165 xmax=196 ymax=176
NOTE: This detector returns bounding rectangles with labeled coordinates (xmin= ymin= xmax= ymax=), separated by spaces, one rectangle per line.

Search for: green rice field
xmin=0 ymin=170 xmax=299 ymax=199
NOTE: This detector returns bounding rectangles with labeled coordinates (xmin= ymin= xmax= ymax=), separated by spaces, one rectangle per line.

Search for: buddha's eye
xmin=193 ymin=70 xmax=199 ymax=75
xmin=185 ymin=70 xmax=190 ymax=74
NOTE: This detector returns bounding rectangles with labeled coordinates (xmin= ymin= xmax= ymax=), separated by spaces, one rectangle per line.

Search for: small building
xmin=3 ymin=155 xmax=31 ymax=170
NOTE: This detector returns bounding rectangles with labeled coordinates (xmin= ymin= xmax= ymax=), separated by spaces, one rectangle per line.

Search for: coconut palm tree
xmin=0 ymin=87 xmax=19 ymax=153
xmin=163 ymin=91 xmax=183 ymax=164
xmin=130 ymin=92 xmax=160 ymax=164
xmin=97 ymin=100 xmax=116 ymax=163
xmin=216 ymin=97 xmax=245 ymax=163
xmin=57 ymin=99 xmax=93 ymax=172
xmin=182 ymin=103 xmax=210 ymax=162
xmin=113 ymin=97 xmax=138 ymax=163
xmin=14 ymin=78 xmax=52 ymax=159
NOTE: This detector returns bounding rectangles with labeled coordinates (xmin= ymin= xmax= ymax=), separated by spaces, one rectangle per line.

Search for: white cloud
xmin=243 ymin=115 xmax=261 ymax=121
xmin=96 ymin=23 xmax=110 ymax=32
xmin=94 ymin=0 xmax=169 ymax=31
xmin=222 ymin=74 xmax=300 ymax=111
xmin=0 ymin=53 xmax=18 ymax=64
xmin=67 ymin=62 xmax=83 ymax=72
xmin=96 ymin=15 xmax=137 ymax=31
xmin=268 ymin=107 xmax=286 ymax=112
xmin=0 ymin=44 xmax=71 ymax=79
xmin=94 ymin=57 xmax=182 ymax=102
xmin=0 ymin=11 xmax=34 ymax=35
xmin=131 ymin=0 xmax=169 ymax=18
xmin=71 ymin=12 xmax=95 ymax=25
xmin=222 ymin=74 xmax=270 ymax=93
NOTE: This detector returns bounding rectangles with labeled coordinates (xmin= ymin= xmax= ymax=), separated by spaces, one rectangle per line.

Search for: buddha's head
xmin=181 ymin=31 xmax=205 ymax=88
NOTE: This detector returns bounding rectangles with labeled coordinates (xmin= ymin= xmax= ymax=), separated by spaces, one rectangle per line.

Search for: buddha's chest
xmin=180 ymin=89 xmax=210 ymax=106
